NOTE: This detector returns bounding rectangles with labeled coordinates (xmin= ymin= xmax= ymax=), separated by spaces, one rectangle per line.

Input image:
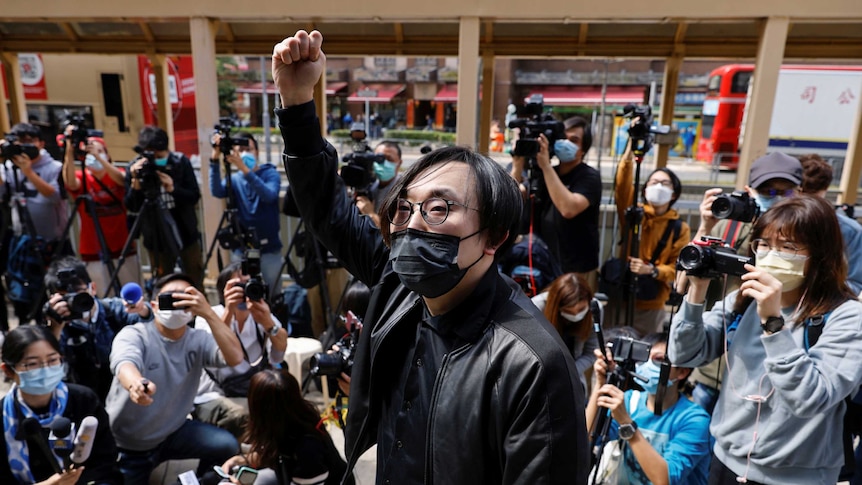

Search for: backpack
xmin=5 ymin=233 xmax=48 ymax=304
xmin=271 ymin=284 xmax=313 ymax=338
xmin=498 ymin=234 xmax=563 ymax=297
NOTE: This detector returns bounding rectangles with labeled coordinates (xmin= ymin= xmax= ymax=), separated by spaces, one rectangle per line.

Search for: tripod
xmin=56 ymin=154 xmax=121 ymax=297
xmin=106 ymin=179 xmax=183 ymax=295
xmin=616 ymin=148 xmax=648 ymax=329
xmin=204 ymin=155 xmax=245 ymax=273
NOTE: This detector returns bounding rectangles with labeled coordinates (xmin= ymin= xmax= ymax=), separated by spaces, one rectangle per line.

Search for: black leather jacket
xmin=279 ymin=104 xmax=589 ymax=484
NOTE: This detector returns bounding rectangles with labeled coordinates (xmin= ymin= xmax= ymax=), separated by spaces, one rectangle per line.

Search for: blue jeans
xmin=117 ymin=419 xmax=239 ymax=485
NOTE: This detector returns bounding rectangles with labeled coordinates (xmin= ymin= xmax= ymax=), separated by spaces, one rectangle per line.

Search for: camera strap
xmin=648 ymin=219 xmax=682 ymax=265
xmin=89 ymin=174 xmax=124 ymax=208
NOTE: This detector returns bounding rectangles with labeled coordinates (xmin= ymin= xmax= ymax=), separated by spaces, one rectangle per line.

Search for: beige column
xmin=735 ymin=17 xmax=789 ymax=190
xmin=148 ymin=54 xmax=176 ymax=151
xmin=190 ymin=17 xmax=223 ymax=283
xmin=456 ymin=17 xmax=480 ymax=148
xmin=313 ymin=74 xmax=327 ymax=136
xmin=1 ymin=53 xmax=28 ymax=130
xmin=655 ymin=55 xmax=682 ymax=169
xmin=837 ymin=90 xmax=862 ymax=206
xmin=478 ymin=53 xmax=495 ymax=155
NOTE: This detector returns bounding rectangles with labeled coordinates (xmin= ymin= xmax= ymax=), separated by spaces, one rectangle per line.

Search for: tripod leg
xmin=105 ymin=205 xmax=148 ymax=297
xmin=80 ymin=196 xmax=120 ymax=297
xmin=203 ymin=210 xmax=231 ymax=272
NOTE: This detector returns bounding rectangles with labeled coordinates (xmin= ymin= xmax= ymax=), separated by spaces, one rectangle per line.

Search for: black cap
xmin=748 ymin=152 xmax=802 ymax=188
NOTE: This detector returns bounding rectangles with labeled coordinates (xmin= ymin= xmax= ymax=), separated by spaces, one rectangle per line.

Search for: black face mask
xmin=389 ymin=228 xmax=484 ymax=298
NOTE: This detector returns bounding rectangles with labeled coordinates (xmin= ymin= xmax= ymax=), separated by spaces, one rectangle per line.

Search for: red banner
xmin=1 ymin=53 xmax=48 ymax=100
xmin=137 ymin=55 xmax=199 ymax=156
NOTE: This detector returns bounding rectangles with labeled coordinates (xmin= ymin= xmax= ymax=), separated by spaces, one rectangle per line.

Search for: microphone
xmin=49 ymin=417 xmax=75 ymax=469
xmin=22 ymin=417 xmax=63 ymax=474
xmin=121 ymin=282 xmax=143 ymax=305
xmin=71 ymin=416 xmax=98 ymax=465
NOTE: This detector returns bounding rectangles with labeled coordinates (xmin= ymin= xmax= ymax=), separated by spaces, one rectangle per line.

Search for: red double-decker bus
xmin=695 ymin=64 xmax=753 ymax=167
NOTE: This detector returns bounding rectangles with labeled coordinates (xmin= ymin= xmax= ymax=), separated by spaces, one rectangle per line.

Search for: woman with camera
xmin=614 ymin=141 xmax=690 ymax=336
xmin=531 ymin=273 xmax=598 ymax=391
xmin=669 ymin=195 xmax=862 ymax=485
xmin=0 ymin=325 xmax=122 ymax=484
xmin=218 ymin=369 xmax=352 ymax=485
xmin=586 ymin=332 xmax=711 ymax=485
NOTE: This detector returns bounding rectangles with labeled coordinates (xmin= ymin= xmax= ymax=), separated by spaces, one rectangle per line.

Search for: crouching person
xmin=105 ymin=273 xmax=243 ymax=485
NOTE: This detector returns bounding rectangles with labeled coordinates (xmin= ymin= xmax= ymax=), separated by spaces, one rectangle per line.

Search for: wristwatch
xmin=619 ymin=421 xmax=638 ymax=441
xmin=650 ymin=264 xmax=659 ymax=279
xmin=762 ymin=316 xmax=785 ymax=334
xmin=268 ymin=321 xmax=282 ymax=337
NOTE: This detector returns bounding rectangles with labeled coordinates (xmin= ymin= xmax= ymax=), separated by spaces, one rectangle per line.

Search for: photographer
xmin=273 ymin=30 xmax=589 ymax=484
xmin=670 ymin=196 xmax=862 ymax=485
xmin=125 ymin=126 xmax=204 ymax=288
xmin=61 ymin=131 xmax=141 ymax=294
xmin=106 ymin=272 xmax=242 ymax=485
xmin=354 ymin=140 xmax=403 ymax=228
xmin=43 ymin=256 xmax=152 ymax=401
xmin=209 ymin=132 xmax=283 ymax=291
xmin=509 ymin=116 xmax=602 ymax=290
xmin=193 ymin=261 xmax=287 ymax=439
xmin=0 ymin=122 xmax=71 ymax=323
xmin=614 ymin=139 xmax=690 ymax=336
xmin=586 ymin=333 xmax=710 ymax=485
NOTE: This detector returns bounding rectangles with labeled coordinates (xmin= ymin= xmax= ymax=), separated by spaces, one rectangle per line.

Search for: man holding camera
xmin=509 ymin=117 xmax=602 ymax=290
xmin=106 ymin=272 xmax=243 ymax=485
xmin=43 ymin=256 xmax=152 ymax=401
xmin=125 ymin=126 xmax=204 ymax=288
xmin=193 ymin=261 xmax=287 ymax=438
xmin=355 ymin=140 xmax=403 ymax=228
xmin=273 ymin=30 xmax=589 ymax=484
xmin=210 ymin=131 xmax=283 ymax=291
xmin=0 ymin=122 xmax=70 ymax=323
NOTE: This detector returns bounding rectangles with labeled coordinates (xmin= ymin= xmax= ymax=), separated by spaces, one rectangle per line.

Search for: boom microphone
xmin=71 ymin=416 xmax=98 ymax=464
xmin=22 ymin=417 xmax=63 ymax=474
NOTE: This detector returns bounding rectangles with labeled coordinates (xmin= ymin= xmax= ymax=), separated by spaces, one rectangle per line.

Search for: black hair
xmin=642 ymin=167 xmax=683 ymax=207
xmin=375 ymin=140 xmax=402 ymax=161
xmin=234 ymin=132 xmax=259 ymax=152
xmin=377 ymin=145 xmax=522 ymax=257
xmin=2 ymin=326 xmax=61 ymax=368
xmin=563 ymin=116 xmax=592 ymax=154
xmin=138 ymin=125 xmax=169 ymax=152
xmin=342 ymin=279 xmax=371 ymax=321
xmin=153 ymin=272 xmax=197 ymax=294
xmin=45 ymin=256 xmax=91 ymax=293
xmin=215 ymin=262 xmax=244 ymax=306
xmin=10 ymin=123 xmax=43 ymax=141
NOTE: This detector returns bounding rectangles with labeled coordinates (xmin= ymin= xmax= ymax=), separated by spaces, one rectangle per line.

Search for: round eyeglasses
xmin=16 ymin=354 xmax=64 ymax=372
xmin=389 ymin=197 xmax=477 ymax=226
xmin=750 ymin=238 xmax=806 ymax=260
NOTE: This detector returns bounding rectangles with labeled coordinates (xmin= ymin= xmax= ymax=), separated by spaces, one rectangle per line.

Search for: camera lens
xmin=243 ymin=280 xmax=266 ymax=301
xmin=711 ymin=195 xmax=734 ymax=219
xmin=309 ymin=352 xmax=346 ymax=377
xmin=678 ymin=245 xmax=707 ymax=271
xmin=68 ymin=292 xmax=95 ymax=314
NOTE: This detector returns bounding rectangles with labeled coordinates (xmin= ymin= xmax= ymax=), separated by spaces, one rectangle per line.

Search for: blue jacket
xmin=210 ymin=162 xmax=282 ymax=253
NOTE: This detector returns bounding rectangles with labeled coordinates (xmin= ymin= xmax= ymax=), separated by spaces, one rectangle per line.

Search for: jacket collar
xmin=429 ymin=265 xmax=500 ymax=344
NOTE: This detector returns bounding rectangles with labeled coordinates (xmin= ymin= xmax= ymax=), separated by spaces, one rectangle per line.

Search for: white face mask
xmin=560 ymin=306 xmax=589 ymax=323
xmin=157 ymin=309 xmax=191 ymax=329
xmin=755 ymin=250 xmax=808 ymax=291
xmin=645 ymin=184 xmax=674 ymax=206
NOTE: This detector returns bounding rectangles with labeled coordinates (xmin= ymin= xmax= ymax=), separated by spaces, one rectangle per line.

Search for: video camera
xmin=678 ymin=236 xmax=752 ymax=279
xmin=712 ymin=191 xmax=759 ymax=222
xmin=211 ymin=117 xmax=249 ymax=156
xmin=62 ymin=113 xmax=104 ymax=158
xmin=131 ymin=145 xmax=169 ymax=197
xmin=507 ymin=94 xmax=566 ymax=159
xmin=340 ymin=122 xmax=385 ymax=197
xmin=606 ymin=336 xmax=651 ymax=392
xmin=238 ymin=247 xmax=267 ymax=302
xmin=623 ymin=104 xmax=670 ymax=157
xmin=0 ymin=134 xmax=40 ymax=161
xmin=309 ymin=311 xmax=362 ymax=378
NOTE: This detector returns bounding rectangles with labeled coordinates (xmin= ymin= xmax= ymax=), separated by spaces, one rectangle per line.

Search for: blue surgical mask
xmin=154 ymin=156 xmax=169 ymax=167
xmin=374 ymin=160 xmax=397 ymax=182
xmin=85 ymin=154 xmax=101 ymax=170
xmin=241 ymin=152 xmax=256 ymax=170
xmin=635 ymin=360 xmax=674 ymax=395
xmin=755 ymin=194 xmax=783 ymax=213
xmin=554 ymin=139 xmax=579 ymax=163
xmin=17 ymin=364 xmax=65 ymax=395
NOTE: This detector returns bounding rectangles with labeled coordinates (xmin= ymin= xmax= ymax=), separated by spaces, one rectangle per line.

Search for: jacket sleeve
xmin=277 ymin=103 xmax=389 ymax=287
xmin=763 ymin=299 xmax=862 ymax=417
xmin=170 ymin=156 xmax=201 ymax=205
xmin=244 ymin=167 xmax=280 ymax=204
xmin=662 ymin=404 xmax=711 ymax=485
xmin=124 ymin=167 xmax=144 ymax=213
xmin=209 ymin=160 xmax=227 ymax=198
xmin=668 ymin=292 xmax=736 ymax=368
xmin=614 ymin=150 xmax=635 ymax=228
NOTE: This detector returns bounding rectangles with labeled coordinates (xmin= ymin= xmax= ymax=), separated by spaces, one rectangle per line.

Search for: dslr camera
xmin=507 ymin=94 xmax=566 ymax=159
xmin=43 ymin=268 xmax=95 ymax=325
xmin=341 ymin=122 xmax=385 ymax=198
xmin=132 ymin=146 xmax=168 ymax=197
xmin=0 ymin=134 xmax=40 ymax=161
xmin=678 ymin=236 xmax=752 ymax=279
xmin=606 ymin=335 xmax=652 ymax=392
xmin=712 ymin=191 xmax=759 ymax=223
xmin=238 ymin=247 xmax=267 ymax=302
xmin=211 ymin=117 xmax=249 ymax=156
xmin=62 ymin=113 xmax=104 ymax=158
xmin=309 ymin=311 xmax=362 ymax=378
xmin=622 ymin=104 xmax=670 ymax=157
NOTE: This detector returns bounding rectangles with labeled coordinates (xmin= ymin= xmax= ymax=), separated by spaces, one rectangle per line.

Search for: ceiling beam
xmin=138 ymin=21 xmax=155 ymax=42
xmin=59 ymin=22 xmax=79 ymax=41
